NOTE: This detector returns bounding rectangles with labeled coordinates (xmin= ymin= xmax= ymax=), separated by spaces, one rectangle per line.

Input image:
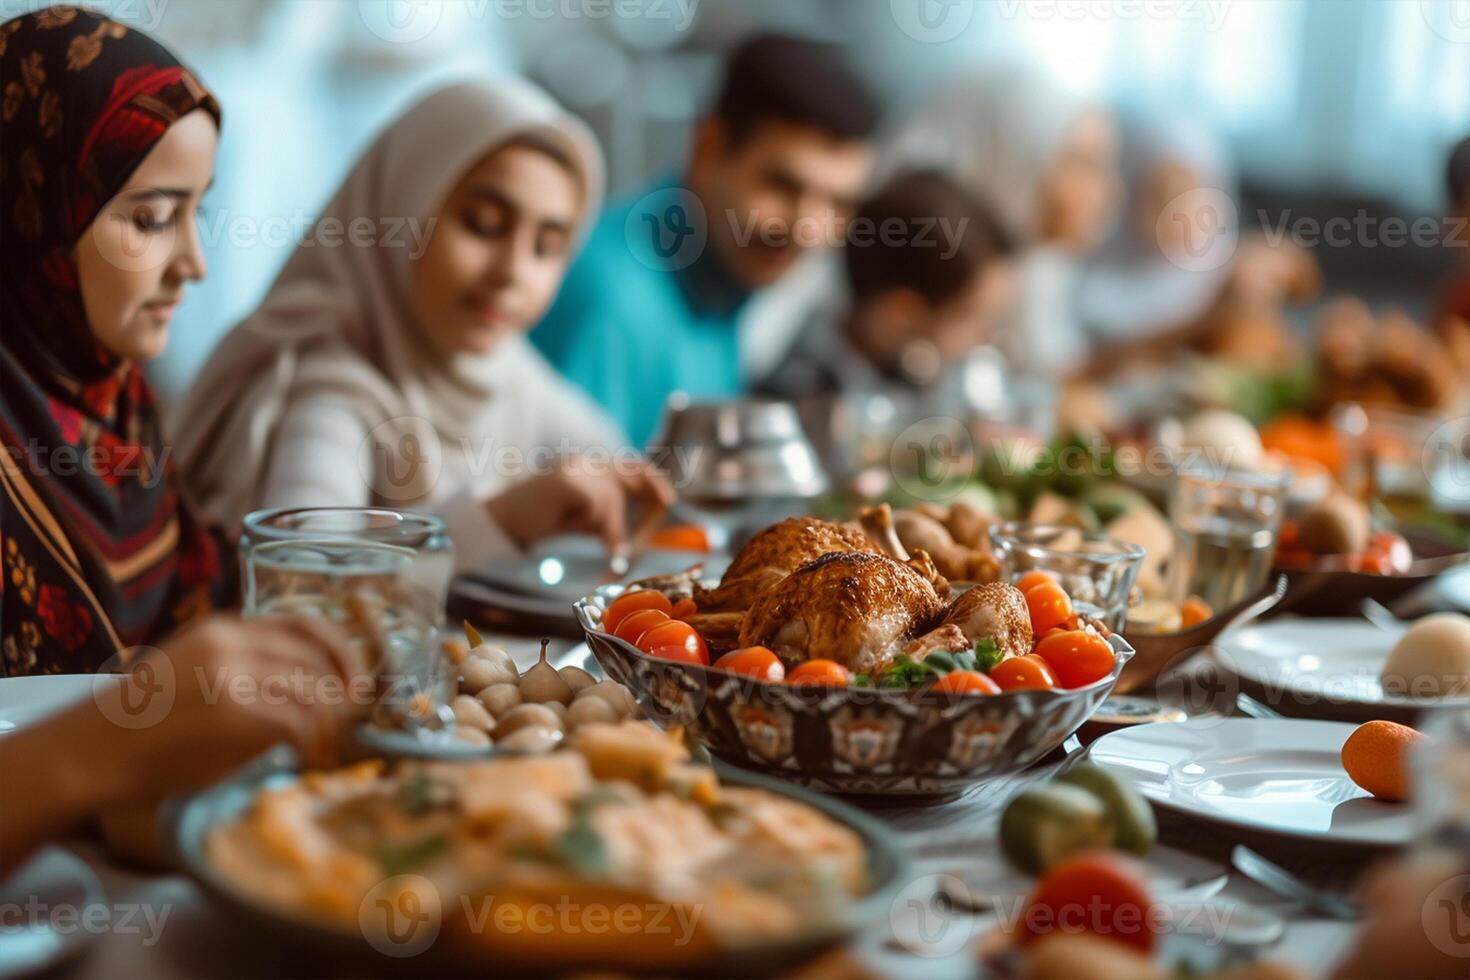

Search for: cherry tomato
xmin=1024 ymin=582 xmax=1073 ymax=635
xmin=713 ymin=646 xmax=786 ymax=682
xmin=613 ymin=608 xmax=669 ymax=646
xmin=1034 ymin=630 xmax=1116 ymax=688
xmin=786 ymin=659 xmax=852 ymax=687
xmin=1021 ymin=851 xmax=1158 ymax=954
xmin=670 ymin=597 xmax=698 ymax=621
xmin=931 ymin=670 xmax=1001 ymax=695
xmin=1015 ymin=570 xmax=1056 ymax=594
xmin=990 ymin=654 xmax=1058 ymax=692
xmin=636 ymin=620 xmax=709 ymax=664
xmin=648 ymin=644 xmax=705 ymax=666
xmin=1180 ymin=596 xmax=1213 ymax=629
xmin=603 ymin=591 xmax=672 ymax=634
xmin=647 ymin=524 xmax=710 ymax=553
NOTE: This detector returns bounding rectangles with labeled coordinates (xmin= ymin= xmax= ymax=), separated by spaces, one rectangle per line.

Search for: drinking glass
xmin=988 ymin=522 xmax=1146 ymax=630
xmin=240 ymin=508 xmax=455 ymax=716
xmin=1166 ymin=462 xmax=1290 ymax=609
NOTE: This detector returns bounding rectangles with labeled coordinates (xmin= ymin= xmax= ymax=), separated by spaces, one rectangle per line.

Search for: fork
xmin=1230 ymin=845 xmax=1362 ymax=920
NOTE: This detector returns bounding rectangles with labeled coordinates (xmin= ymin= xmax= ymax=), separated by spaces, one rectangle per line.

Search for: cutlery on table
xmin=1230 ymin=845 xmax=1361 ymax=921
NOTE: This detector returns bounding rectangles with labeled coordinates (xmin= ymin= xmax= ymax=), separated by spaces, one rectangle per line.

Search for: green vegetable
xmin=1000 ymin=784 xmax=1113 ymax=874
xmin=973 ymin=638 xmax=1004 ymax=673
xmin=553 ymin=811 xmax=609 ymax=876
xmin=463 ymin=619 xmax=484 ymax=648
xmin=876 ymin=655 xmax=936 ymax=689
xmin=375 ymin=834 xmax=450 ymax=875
xmin=1056 ymin=763 xmax=1157 ymax=858
xmin=923 ymin=650 xmax=977 ymax=676
xmin=849 ymin=673 xmax=873 ymax=688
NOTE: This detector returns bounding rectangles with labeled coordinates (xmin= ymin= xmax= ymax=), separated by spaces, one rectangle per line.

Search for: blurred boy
xmin=759 ymin=169 xmax=1016 ymax=400
xmin=531 ymin=33 xmax=878 ymax=446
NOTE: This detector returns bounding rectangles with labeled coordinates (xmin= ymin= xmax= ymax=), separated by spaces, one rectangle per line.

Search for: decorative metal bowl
xmin=575 ymin=584 xmax=1134 ymax=800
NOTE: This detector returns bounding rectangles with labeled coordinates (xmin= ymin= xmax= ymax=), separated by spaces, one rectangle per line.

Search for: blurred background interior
xmin=139 ymin=0 xmax=1470 ymax=402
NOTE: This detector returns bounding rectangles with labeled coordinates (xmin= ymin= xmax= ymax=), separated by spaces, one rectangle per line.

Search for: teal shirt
xmin=531 ymin=180 xmax=747 ymax=448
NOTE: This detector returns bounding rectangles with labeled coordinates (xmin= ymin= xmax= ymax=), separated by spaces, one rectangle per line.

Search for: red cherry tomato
xmin=613 ymin=608 xmax=669 ymax=646
xmin=1015 ymin=570 xmax=1056 ymax=594
xmin=1021 ymin=851 xmax=1158 ymax=954
xmin=1024 ymin=582 xmax=1074 ymax=635
xmin=713 ymin=646 xmax=786 ymax=682
xmin=1034 ymin=630 xmax=1116 ymax=688
xmin=990 ymin=654 xmax=1058 ymax=692
xmin=636 ymin=620 xmax=709 ymax=664
xmin=786 ymin=659 xmax=852 ymax=687
xmin=603 ymin=591 xmax=672 ymax=634
xmin=931 ymin=670 xmax=1001 ymax=695
xmin=648 ymin=644 xmax=705 ymax=666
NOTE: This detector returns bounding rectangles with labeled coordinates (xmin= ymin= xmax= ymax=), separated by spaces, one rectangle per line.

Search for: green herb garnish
xmin=973 ymin=638 xmax=1004 ymax=673
xmin=876 ymin=655 xmax=936 ymax=689
xmin=552 ymin=811 xmax=609 ymax=876
xmin=375 ymin=834 xmax=449 ymax=875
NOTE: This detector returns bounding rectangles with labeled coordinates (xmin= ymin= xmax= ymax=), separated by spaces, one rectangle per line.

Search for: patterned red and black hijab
xmin=1 ymin=6 xmax=232 ymax=675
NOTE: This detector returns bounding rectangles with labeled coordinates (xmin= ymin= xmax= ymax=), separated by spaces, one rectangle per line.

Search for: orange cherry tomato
xmin=1015 ymin=570 xmax=1056 ymax=594
xmin=931 ymin=670 xmax=1001 ymax=695
xmin=1180 ymin=596 xmax=1213 ymax=629
xmin=647 ymin=524 xmax=710 ymax=553
xmin=713 ymin=646 xmax=786 ymax=682
xmin=603 ymin=591 xmax=673 ymax=634
xmin=670 ymin=597 xmax=698 ymax=621
xmin=990 ymin=654 xmax=1058 ymax=692
xmin=1021 ymin=851 xmax=1158 ymax=954
xmin=786 ymin=659 xmax=852 ymax=687
xmin=613 ymin=608 xmax=669 ymax=646
xmin=636 ymin=620 xmax=709 ymax=664
xmin=1024 ymin=582 xmax=1073 ymax=635
xmin=648 ymin=644 xmax=705 ymax=666
xmin=1034 ymin=630 xmax=1116 ymax=689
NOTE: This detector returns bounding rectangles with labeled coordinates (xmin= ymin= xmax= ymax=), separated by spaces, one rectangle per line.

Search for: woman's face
xmin=73 ymin=108 xmax=217 ymax=363
xmin=411 ymin=143 xmax=582 ymax=356
xmin=1039 ymin=111 xmax=1120 ymax=252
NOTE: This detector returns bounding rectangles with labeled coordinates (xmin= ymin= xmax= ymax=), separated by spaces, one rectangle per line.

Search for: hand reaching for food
xmin=484 ymin=455 xmax=674 ymax=554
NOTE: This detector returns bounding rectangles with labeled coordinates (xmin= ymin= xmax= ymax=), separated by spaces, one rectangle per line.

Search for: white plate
xmin=1218 ymin=618 xmax=1470 ymax=714
xmin=1090 ymin=718 xmax=1416 ymax=849
xmin=0 ymin=847 xmax=105 ymax=978
xmin=0 ymin=675 xmax=112 ymax=737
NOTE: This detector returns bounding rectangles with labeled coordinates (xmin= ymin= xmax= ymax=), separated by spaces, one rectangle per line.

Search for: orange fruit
xmin=1340 ymin=720 xmax=1422 ymax=802
xmin=1015 ymin=570 xmax=1056 ymax=594
xmin=1180 ymin=596 xmax=1213 ymax=629
xmin=1034 ymin=630 xmax=1116 ymax=688
xmin=990 ymin=654 xmax=1058 ymax=692
xmin=786 ymin=659 xmax=852 ymax=687
xmin=713 ymin=646 xmax=785 ymax=682
xmin=636 ymin=620 xmax=708 ymax=664
xmin=1024 ymin=582 xmax=1074 ymax=635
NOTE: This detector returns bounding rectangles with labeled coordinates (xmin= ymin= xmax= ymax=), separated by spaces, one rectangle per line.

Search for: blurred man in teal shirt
xmin=531 ymin=34 xmax=878 ymax=446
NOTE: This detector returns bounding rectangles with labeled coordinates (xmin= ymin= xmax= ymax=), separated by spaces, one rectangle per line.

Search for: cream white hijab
xmin=175 ymin=80 xmax=605 ymax=527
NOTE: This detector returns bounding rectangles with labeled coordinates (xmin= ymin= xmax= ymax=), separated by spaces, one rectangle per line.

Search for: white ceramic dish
xmin=0 ymin=675 xmax=114 ymax=736
xmin=1090 ymin=718 xmax=1417 ymax=849
xmin=1217 ymin=618 xmax=1470 ymax=722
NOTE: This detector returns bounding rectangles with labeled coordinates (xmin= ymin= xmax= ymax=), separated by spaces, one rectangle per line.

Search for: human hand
xmin=485 ymin=455 xmax=674 ymax=553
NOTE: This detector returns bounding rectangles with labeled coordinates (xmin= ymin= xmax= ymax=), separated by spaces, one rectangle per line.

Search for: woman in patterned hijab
xmin=0 ymin=6 xmax=232 ymax=675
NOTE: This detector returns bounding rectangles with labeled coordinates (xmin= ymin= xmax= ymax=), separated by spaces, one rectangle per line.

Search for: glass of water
xmin=240 ymin=508 xmax=455 ymax=719
xmin=988 ymin=522 xmax=1146 ymax=631
xmin=1167 ymin=462 xmax=1291 ymax=609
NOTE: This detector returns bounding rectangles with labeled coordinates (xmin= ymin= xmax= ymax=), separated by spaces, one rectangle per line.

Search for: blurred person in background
xmin=758 ymin=170 xmax=1016 ymax=464
xmin=175 ymin=81 xmax=670 ymax=573
xmin=530 ymin=32 xmax=879 ymax=447
xmin=880 ymin=65 xmax=1120 ymax=385
xmin=1 ymin=7 xmax=235 ymax=676
xmin=1078 ymin=112 xmax=1236 ymax=352
xmin=1433 ymin=133 xmax=1470 ymax=375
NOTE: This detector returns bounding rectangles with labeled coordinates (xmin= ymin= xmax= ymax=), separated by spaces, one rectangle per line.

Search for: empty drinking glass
xmin=1167 ymin=462 xmax=1290 ymax=609
xmin=988 ymin=522 xmax=1146 ymax=630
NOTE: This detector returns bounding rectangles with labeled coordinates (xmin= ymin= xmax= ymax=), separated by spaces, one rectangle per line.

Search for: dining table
xmin=2 ymin=630 xmax=1375 ymax=980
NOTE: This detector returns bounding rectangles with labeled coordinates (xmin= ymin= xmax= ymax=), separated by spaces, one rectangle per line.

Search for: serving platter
xmin=174 ymin=748 xmax=909 ymax=978
xmin=576 ymin=583 xmax=1134 ymax=800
